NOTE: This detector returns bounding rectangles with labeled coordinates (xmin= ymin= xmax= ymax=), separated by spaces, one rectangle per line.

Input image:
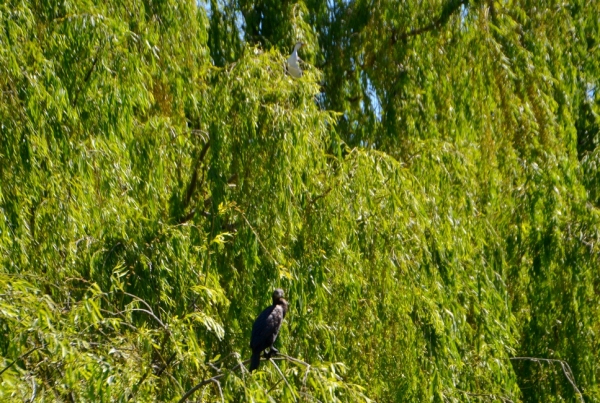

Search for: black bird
xmin=250 ymin=288 xmax=288 ymax=372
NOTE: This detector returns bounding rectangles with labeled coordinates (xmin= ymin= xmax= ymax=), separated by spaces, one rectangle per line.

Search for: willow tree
xmin=2 ymin=0 xmax=600 ymax=402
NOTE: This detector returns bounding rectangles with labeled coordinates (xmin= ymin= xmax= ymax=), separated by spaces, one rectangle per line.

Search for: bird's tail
xmin=250 ymin=350 xmax=261 ymax=372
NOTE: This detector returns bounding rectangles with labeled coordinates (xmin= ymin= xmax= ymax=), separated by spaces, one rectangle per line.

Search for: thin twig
xmin=121 ymin=292 xmax=155 ymax=314
xmin=266 ymin=379 xmax=284 ymax=394
xmin=269 ymin=358 xmax=298 ymax=402
xmin=155 ymin=352 xmax=177 ymax=377
xmin=456 ymin=389 xmax=514 ymax=403
xmin=308 ymin=188 xmax=332 ymax=206
xmin=236 ymin=208 xmax=278 ymax=265
xmin=302 ymin=363 xmax=312 ymax=386
xmin=176 ymin=373 xmax=226 ymax=403
xmin=177 ymin=359 xmax=251 ymax=403
xmin=510 ymin=357 xmax=585 ymax=403
xmin=117 ymin=291 xmax=170 ymax=332
xmin=278 ymin=353 xmax=311 ymax=367
xmin=28 ymin=375 xmax=37 ymax=402
xmin=163 ymin=370 xmax=185 ymax=394
xmin=211 ymin=378 xmax=224 ymax=403
xmin=128 ymin=308 xmax=168 ymax=331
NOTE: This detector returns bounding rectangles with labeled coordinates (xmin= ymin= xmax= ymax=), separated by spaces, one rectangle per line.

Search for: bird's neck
xmin=276 ymin=298 xmax=288 ymax=317
xmin=273 ymin=298 xmax=288 ymax=308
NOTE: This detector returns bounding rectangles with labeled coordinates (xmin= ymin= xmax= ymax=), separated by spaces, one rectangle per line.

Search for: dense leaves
xmin=1 ymin=0 xmax=599 ymax=402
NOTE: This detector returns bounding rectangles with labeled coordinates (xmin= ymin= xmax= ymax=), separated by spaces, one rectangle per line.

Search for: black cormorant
xmin=250 ymin=288 xmax=288 ymax=372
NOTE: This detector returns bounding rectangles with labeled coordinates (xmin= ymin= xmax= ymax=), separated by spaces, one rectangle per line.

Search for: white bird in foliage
xmin=287 ymin=42 xmax=305 ymax=78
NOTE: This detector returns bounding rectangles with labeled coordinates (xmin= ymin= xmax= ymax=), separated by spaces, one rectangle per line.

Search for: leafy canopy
xmin=1 ymin=0 xmax=599 ymax=402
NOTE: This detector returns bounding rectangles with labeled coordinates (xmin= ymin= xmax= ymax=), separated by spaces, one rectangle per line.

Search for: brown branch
xmin=391 ymin=0 xmax=468 ymax=45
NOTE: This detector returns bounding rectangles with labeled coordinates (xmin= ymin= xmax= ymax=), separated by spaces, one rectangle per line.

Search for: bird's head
xmin=293 ymin=42 xmax=305 ymax=52
xmin=272 ymin=288 xmax=285 ymax=303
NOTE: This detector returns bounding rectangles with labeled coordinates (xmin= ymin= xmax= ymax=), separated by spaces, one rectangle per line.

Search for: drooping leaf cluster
xmin=1 ymin=0 xmax=599 ymax=402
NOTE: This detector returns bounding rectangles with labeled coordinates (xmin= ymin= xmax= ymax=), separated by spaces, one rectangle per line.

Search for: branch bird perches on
xmin=176 ymin=354 xmax=311 ymax=403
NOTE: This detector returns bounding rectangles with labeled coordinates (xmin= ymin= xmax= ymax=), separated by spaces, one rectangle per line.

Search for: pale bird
xmin=287 ymin=42 xmax=305 ymax=78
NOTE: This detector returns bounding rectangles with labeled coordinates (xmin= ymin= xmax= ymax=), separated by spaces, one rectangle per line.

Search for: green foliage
xmin=1 ymin=0 xmax=600 ymax=402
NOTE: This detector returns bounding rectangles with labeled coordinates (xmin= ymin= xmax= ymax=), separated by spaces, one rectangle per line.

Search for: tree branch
xmin=0 ymin=345 xmax=41 ymax=376
xmin=391 ymin=0 xmax=467 ymax=45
